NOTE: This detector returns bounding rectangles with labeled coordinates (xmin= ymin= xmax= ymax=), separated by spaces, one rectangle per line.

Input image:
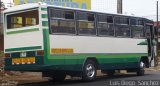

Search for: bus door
xmin=145 ymin=24 xmax=156 ymax=66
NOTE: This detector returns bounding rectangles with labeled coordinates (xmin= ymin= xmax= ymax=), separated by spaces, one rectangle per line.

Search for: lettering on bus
xmin=51 ymin=48 xmax=74 ymax=54
xmin=14 ymin=0 xmax=91 ymax=10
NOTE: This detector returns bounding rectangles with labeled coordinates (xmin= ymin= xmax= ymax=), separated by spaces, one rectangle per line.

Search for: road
xmin=18 ymin=70 xmax=160 ymax=86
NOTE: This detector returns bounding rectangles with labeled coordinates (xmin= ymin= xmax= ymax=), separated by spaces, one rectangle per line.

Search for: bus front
xmin=3 ymin=4 xmax=45 ymax=71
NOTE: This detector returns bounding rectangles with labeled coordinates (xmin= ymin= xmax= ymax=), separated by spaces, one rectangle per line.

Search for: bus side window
xmin=115 ymin=17 xmax=130 ymax=37
xmin=49 ymin=8 xmax=75 ymax=34
xmin=97 ymin=14 xmax=114 ymax=36
xmin=131 ymin=18 xmax=144 ymax=38
xmin=77 ymin=12 xmax=96 ymax=35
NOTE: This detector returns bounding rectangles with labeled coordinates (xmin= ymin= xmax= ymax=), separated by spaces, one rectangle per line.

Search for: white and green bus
xmin=3 ymin=3 xmax=157 ymax=81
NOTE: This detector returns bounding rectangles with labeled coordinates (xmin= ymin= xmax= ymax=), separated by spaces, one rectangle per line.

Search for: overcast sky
xmin=2 ymin=0 xmax=160 ymax=20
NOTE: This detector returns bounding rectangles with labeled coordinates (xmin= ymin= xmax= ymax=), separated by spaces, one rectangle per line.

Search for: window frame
xmin=48 ymin=7 xmax=76 ymax=35
xmin=47 ymin=7 xmax=151 ymax=39
xmin=115 ymin=24 xmax=131 ymax=38
xmin=115 ymin=16 xmax=129 ymax=25
xmin=76 ymin=11 xmax=96 ymax=36
xmin=131 ymin=25 xmax=145 ymax=39
xmin=97 ymin=13 xmax=114 ymax=37
xmin=5 ymin=8 xmax=39 ymax=31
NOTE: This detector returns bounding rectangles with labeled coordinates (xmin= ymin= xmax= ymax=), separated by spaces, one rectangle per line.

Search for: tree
xmin=0 ymin=1 xmax=5 ymax=9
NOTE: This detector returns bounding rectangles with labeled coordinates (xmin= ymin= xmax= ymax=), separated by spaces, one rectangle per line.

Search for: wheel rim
xmin=86 ymin=64 xmax=95 ymax=78
xmin=140 ymin=61 xmax=145 ymax=69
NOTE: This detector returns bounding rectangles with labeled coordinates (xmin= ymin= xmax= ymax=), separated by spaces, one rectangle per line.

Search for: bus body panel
xmin=4 ymin=28 xmax=43 ymax=52
xmin=3 ymin=3 xmax=155 ymax=74
xmin=45 ymin=35 xmax=148 ymax=71
xmin=4 ymin=5 xmax=46 ymax=71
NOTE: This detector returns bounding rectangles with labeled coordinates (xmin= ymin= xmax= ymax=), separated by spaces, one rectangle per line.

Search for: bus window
xmin=130 ymin=18 xmax=137 ymax=25
xmin=116 ymin=25 xmax=130 ymax=37
xmin=97 ymin=14 xmax=114 ymax=36
xmin=7 ymin=10 xmax=39 ymax=29
xmin=115 ymin=17 xmax=129 ymax=25
xmin=77 ymin=12 xmax=96 ymax=35
xmin=132 ymin=26 xmax=144 ymax=38
xmin=138 ymin=19 xmax=144 ymax=26
xmin=50 ymin=9 xmax=74 ymax=19
xmin=26 ymin=17 xmax=37 ymax=26
xmin=49 ymin=8 xmax=75 ymax=34
xmin=107 ymin=16 xmax=113 ymax=23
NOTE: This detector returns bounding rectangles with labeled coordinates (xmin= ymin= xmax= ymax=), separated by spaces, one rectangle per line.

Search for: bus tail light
xmin=36 ymin=50 xmax=44 ymax=56
xmin=5 ymin=53 xmax=11 ymax=58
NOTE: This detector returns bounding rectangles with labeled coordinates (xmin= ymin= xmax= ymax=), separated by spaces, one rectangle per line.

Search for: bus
xmin=3 ymin=3 xmax=157 ymax=81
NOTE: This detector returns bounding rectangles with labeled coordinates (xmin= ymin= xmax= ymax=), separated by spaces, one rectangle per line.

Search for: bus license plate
xmin=12 ymin=57 xmax=35 ymax=65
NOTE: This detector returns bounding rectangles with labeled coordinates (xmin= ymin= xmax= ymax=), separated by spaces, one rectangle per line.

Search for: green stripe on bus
xmin=7 ymin=28 xmax=39 ymax=35
xmin=42 ymin=21 xmax=49 ymax=26
xmin=41 ymin=8 xmax=47 ymax=11
xmin=46 ymin=53 xmax=147 ymax=65
xmin=43 ymin=29 xmax=50 ymax=64
xmin=5 ymin=46 xmax=42 ymax=52
xmin=42 ymin=14 xmax=48 ymax=18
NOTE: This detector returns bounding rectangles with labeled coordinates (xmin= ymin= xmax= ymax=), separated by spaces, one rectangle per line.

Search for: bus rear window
xmin=7 ymin=10 xmax=39 ymax=29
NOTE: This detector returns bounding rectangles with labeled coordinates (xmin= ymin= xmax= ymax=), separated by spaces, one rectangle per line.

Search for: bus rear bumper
xmin=4 ymin=65 xmax=44 ymax=72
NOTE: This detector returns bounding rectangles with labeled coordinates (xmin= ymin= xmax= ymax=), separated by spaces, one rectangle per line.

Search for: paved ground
xmin=0 ymin=63 xmax=160 ymax=86
xmin=17 ymin=71 xmax=160 ymax=86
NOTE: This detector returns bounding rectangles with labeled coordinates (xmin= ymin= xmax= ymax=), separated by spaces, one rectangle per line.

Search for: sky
xmin=2 ymin=0 xmax=160 ymax=21
xmin=91 ymin=0 xmax=160 ymax=21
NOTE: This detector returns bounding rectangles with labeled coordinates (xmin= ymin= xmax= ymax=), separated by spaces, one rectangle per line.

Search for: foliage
xmin=0 ymin=1 xmax=5 ymax=9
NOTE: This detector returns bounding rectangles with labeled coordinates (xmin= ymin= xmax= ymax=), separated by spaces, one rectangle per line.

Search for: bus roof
xmin=3 ymin=3 xmax=151 ymax=21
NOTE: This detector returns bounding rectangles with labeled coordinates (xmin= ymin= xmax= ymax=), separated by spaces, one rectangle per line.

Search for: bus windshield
xmin=6 ymin=9 xmax=39 ymax=29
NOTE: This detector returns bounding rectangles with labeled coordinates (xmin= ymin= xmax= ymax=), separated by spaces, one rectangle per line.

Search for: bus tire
xmin=136 ymin=60 xmax=145 ymax=76
xmin=51 ymin=72 xmax=66 ymax=82
xmin=82 ymin=60 xmax=97 ymax=81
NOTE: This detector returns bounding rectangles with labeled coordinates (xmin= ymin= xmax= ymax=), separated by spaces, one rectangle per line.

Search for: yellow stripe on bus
xmin=51 ymin=48 xmax=74 ymax=54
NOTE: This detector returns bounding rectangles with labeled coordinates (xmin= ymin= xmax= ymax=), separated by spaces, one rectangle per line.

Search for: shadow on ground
xmin=19 ymin=73 xmax=151 ymax=86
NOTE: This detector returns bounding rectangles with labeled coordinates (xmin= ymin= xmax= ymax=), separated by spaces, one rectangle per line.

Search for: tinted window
xmin=49 ymin=8 xmax=75 ymax=34
xmin=107 ymin=16 xmax=113 ymax=23
xmin=138 ymin=19 xmax=144 ymax=25
xmin=130 ymin=18 xmax=137 ymax=25
xmin=132 ymin=26 xmax=144 ymax=38
xmin=115 ymin=17 xmax=129 ymax=24
xmin=7 ymin=10 xmax=39 ymax=29
xmin=116 ymin=25 xmax=130 ymax=37
xmin=97 ymin=14 xmax=114 ymax=36
xmin=77 ymin=12 xmax=96 ymax=35
xmin=50 ymin=9 xmax=74 ymax=19
xmin=98 ymin=24 xmax=114 ymax=36
xmin=98 ymin=14 xmax=107 ymax=22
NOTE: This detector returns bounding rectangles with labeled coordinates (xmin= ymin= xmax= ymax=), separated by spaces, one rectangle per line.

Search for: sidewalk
xmin=146 ymin=62 xmax=160 ymax=71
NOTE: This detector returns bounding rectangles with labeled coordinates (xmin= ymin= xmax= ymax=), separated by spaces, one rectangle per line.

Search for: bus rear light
xmin=36 ymin=50 xmax=44 ymax=56
xmin=5 ymin=53 xmax=11 ymax=58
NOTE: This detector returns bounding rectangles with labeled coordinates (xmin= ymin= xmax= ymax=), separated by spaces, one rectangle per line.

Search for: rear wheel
xmin=137 ymin=61 xmax=145 ymax=76
xmin=82 ymin=60 xmax=97 ymax=81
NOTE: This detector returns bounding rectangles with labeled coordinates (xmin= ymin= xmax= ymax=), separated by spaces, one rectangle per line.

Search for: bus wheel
xmin=136 ymin=61 xmax=145 ymax=76
xmin=82 ymin=60 xmax=97 ymax=81
xmin=51 ymin=72 xmax=66 ymax=82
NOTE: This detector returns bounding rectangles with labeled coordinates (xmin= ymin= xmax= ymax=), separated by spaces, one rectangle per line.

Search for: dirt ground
xmin=0 ymin=56 xmax=160 ymax=85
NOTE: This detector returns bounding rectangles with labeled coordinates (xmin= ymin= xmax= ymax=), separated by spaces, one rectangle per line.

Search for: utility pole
xmin=117 ymin=0 xmax=123 ymax=14
xmin=156 ymin=1 xmax=159 ymax=66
